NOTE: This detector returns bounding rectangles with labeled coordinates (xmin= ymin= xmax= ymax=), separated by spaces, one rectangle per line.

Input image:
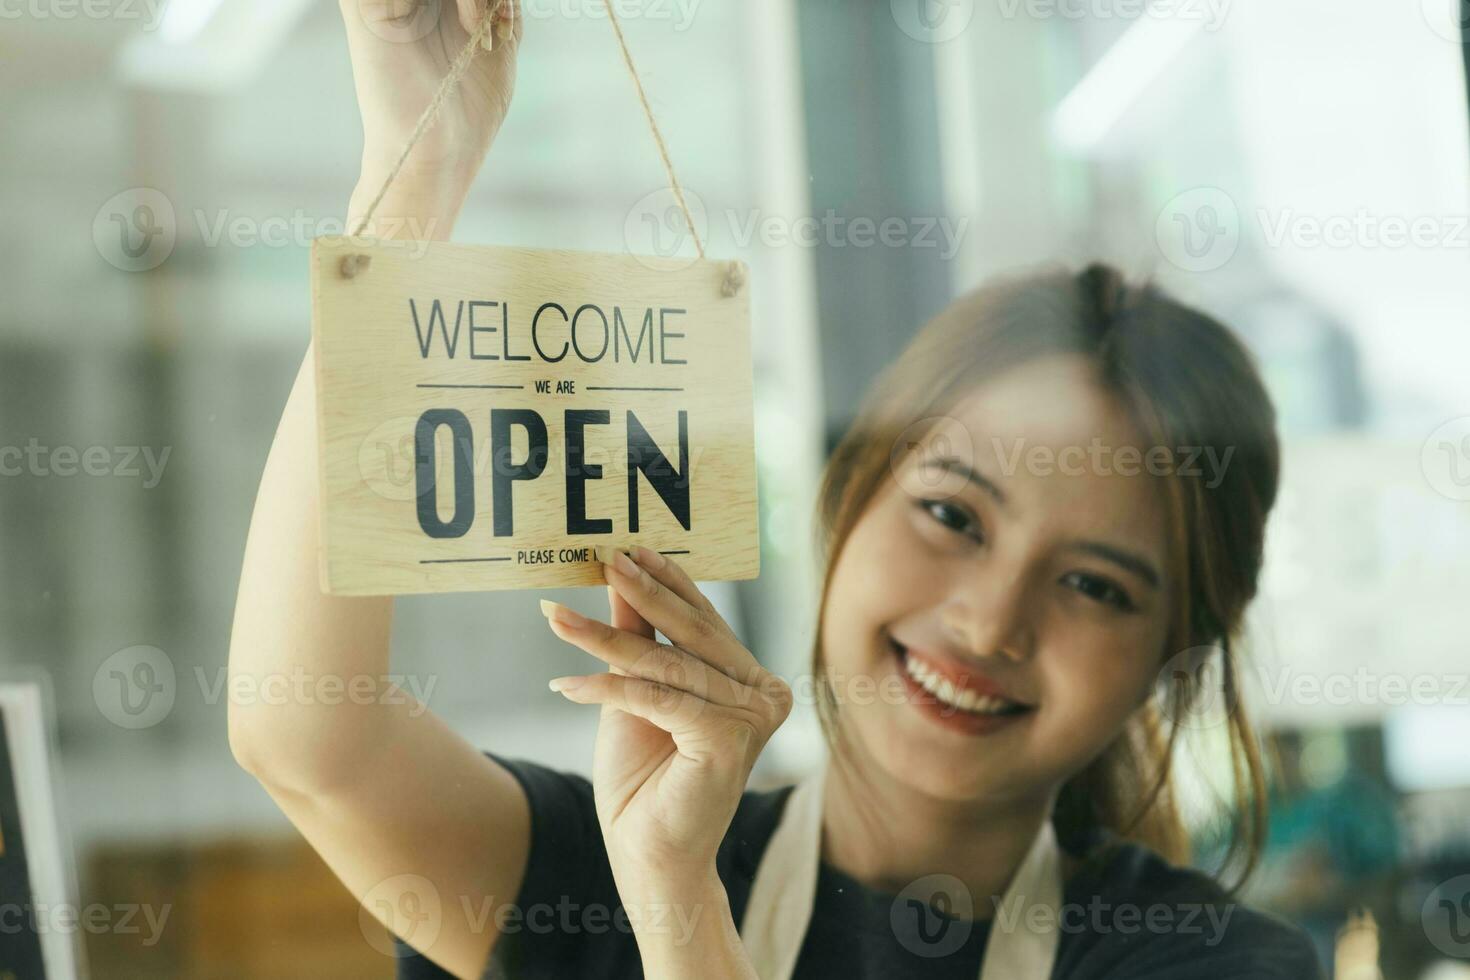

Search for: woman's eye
xmin=1062 ymin=571 xmax=1135 ymax=612
xmin=918 ymin=499 xmax=981 ymax=540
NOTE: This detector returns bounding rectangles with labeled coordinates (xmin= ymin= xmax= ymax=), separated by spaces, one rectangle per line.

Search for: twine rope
xmin=351 ymin=0 xmax=708 ymax=264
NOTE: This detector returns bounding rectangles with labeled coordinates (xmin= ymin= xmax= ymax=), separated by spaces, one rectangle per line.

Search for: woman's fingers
xmin=541 ymin=600 xmax=749 ymax=709
xmin=628 ymin=546 xmax=714 ymax=613
xmin=607 ymin=583 xmax=654 ymax=642
xmin=454 ymin=0 xmax=480 ymax=30
xmin=594 ymin=548 xmax=760 ymax=682
xmin=549 ymin=673 xmax=762 ymax=762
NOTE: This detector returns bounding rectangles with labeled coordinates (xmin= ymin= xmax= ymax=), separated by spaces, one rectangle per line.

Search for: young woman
xmin=228 ymin=2 xmax=1323 ymax=977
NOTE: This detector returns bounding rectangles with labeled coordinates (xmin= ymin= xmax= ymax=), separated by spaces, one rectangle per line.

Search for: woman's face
xmin=820 ymin=353 xmax=1172 ymax=810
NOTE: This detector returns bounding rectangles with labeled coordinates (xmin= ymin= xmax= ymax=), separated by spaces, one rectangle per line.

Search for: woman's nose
xmin=939 ymin=577 xmax=1036 ymax=664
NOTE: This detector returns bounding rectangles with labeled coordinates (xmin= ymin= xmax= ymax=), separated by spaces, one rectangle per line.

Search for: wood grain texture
xmin=310 ymin=237 xmax=759 ymax=596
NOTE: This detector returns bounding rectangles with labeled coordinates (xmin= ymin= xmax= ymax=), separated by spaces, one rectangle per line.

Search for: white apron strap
xmin=738 ymin=765 xmax=1064 ymax=980
xmin=978 ymin=816 xmax=1064 ymax=979
xmin=740 ymin=767 xmax=827 ymax=980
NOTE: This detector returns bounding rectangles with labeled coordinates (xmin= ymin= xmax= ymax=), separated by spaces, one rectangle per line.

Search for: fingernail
xmin=539 ymin=599 xmax=587 ymax=628
xmin=633 ymin=546 xmax=665 ymax=569
xmin=595 ymin=546 xmax=638 ymax=578
xmin=549 ymin=676 xmax=583 ymax=693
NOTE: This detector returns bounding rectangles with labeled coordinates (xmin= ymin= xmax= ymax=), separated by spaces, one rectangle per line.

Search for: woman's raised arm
xmin=227 ymin=4 xmax=528 ymax=976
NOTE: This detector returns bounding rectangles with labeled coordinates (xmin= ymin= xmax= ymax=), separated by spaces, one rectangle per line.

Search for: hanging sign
xmin=309 ymin=236 xmax=759 ymax=596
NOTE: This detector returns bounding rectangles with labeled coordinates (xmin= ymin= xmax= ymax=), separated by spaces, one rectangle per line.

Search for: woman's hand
xmin=341 ymin=0 xmax=522 ymax=193
xmin=540 ymin=547 xmax=793 ymax=887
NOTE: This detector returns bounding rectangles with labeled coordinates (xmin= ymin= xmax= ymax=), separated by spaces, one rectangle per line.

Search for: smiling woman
xmin=224 ymin=2 xmax=1322 ymax=977
xmin=441 ymin=264 xmax=1319 ymax=980
xmin=814 ymin=265 xmax=1279 ymax=882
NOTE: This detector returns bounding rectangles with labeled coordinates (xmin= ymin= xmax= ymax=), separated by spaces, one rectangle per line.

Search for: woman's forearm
xmin=226 ymin=170 xmax=471 ymax=791
xmin=619 ymin=870 xmax=759 ymax=980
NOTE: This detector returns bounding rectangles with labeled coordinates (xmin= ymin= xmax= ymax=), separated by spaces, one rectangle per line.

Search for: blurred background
xmin=3 ymin=0 xmax=1470 ymax=976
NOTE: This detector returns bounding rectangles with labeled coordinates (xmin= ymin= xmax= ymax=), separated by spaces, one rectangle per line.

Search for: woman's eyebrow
xmin=1067 ymin=541 xmax=1162 ymax=590
xmin=927 ymin=456 xmax=1009 ymax=510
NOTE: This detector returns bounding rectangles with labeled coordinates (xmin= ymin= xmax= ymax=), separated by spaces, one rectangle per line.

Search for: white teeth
xmin=900 ymin=649 xmax=1018 ymax=715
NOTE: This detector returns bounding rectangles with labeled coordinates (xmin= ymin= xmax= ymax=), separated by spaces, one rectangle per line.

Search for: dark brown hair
xmin=810 ymin=263 xmax=1279 ymax=890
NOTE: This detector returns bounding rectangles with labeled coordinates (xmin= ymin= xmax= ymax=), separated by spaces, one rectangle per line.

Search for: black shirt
xmin=395 ymin=754 xmax=1323 ymax=979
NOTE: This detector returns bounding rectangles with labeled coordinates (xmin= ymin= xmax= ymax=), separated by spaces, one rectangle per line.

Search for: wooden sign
xmin=309 ymin=237 xmax=759 ymax=596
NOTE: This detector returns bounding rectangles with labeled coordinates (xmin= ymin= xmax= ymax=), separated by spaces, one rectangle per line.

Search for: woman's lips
xmin=887 ymin=635 xmax=1036 ymax=738
xmin=890 ymin=635 xmax=1033 ymax=707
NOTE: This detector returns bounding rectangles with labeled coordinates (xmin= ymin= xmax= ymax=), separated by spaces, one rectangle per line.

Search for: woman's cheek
xmin=1031 ymin=645 xmax=1157 ymax=774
